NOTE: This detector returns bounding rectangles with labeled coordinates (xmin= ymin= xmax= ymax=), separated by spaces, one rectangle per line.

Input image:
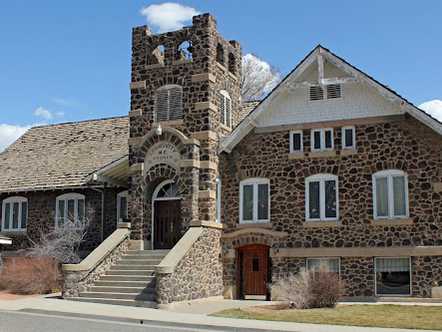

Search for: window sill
xmin=153 ymin=119 xmax=184 ymax=127
xmin=340 ymin=148 xmax=357 ymax=156
xmin=145 ymin=63 xmax=165 ymax=70
xmin=303 ymin=220 xmax=340 ymax=228
xmin=288 ymin=152 xmax=304 ymax=160
xmin=308 ymin=150 xmax=337 ymax=158
xmin=172 ymin=59 xmax=192 ymax=66
xmin=370 ymin=218 xmax=413 ymax=226
xmin=220 ymin=123 xmax=232 ymax=132
xmin=236 ymin=222 xmax=272 ymax=229
xmin=0 ymin=230 xmax=27 ymax=235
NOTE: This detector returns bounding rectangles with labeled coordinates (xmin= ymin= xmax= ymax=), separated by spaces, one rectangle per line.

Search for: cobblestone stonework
xmin=128 ymin=13 xmax=244 ymax=242
xmin=0 ymin=188 xmax=122 ymax=254
xmin=220 ymin=116 xmax=442 ymax=297
xmin=156 ymin=228 xmax=223 ymax=304
xmin=62 ymin=234 xmax=129 ymax=298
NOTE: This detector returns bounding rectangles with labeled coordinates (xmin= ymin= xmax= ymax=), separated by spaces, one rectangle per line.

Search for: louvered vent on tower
xmin=155 ymin=85 xmax=183 ymax=121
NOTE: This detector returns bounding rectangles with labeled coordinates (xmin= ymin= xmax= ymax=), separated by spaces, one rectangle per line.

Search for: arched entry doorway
xmin=152 ymin=180 xmax=182 ymax=249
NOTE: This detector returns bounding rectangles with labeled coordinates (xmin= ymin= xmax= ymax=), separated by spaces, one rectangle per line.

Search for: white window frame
xmin=341 ymin=126 xmax=356 ymax=150
xmin=311 ymin=128 xmax=334 ymax=151
xmin=219 ymin=90 xmax=232 ymax=128
xmin=1 ymin=196 xmax=28 ymax=232
xmin=216 ymin=178 xmax=221 ymax=223
xmin=117 ymin=191 xmax=128 ymax=223
xmin=305 ymin=174 xmax=339 ymax=221
xmin=55 ymin=193 xmax=86 ymax=227
xmin=374 ymin=257 xmax=412 ymax=297
xmin=239 ymin=178 xmax=270 ymax=224
xmin=372 ymin=170 xmax=409 ymax=220
xmin=306 ymin=257 xmax=341 ymax=275
xmin=289 ymin=130 xmax=303 ymax=153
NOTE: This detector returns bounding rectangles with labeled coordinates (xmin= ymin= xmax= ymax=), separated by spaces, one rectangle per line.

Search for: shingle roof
xmin=0 ymin=116 xmax=129 ymax=193
xmin=239 ymin=100 xmax=260 ymax=123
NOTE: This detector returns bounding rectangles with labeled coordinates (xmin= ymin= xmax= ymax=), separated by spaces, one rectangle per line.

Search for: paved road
xmin=0 ymin=311 xmax=225 ymax=332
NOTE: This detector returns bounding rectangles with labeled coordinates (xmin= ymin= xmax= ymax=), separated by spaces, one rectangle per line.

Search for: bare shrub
xmin=271 ymin=269 xmax=344 ymax=309
xmin=0 ymin=257 xmax=60 ymax=294
xmin=27 ymin=218 xmax=89 ymax=264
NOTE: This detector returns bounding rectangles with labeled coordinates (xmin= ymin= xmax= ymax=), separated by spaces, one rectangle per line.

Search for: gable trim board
xmin=220 ymin=45 xmax=442 ymax=153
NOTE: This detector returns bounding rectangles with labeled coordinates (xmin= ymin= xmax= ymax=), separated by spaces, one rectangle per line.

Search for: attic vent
xmin=155 ymin=85 xmax=183 ymax=122
xmin=327 ymin=84 xmax=341 ymax=99
xmin=309 ymin=86 xmax=324 ymax=101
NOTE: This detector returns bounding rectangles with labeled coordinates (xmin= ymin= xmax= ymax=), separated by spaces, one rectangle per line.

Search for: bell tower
xmin=128 ymin=13 xmax=241 ymax=248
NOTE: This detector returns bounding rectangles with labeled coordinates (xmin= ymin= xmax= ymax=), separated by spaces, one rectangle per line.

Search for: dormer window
xmin=309 ymin=84 xmax=341 ymax=101
xmin=155 ymin=85 xmax=183 ymax=122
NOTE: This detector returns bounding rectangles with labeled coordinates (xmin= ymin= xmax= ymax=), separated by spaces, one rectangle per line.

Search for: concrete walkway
xmin=0 ymin=294 xmax=440 ymax=332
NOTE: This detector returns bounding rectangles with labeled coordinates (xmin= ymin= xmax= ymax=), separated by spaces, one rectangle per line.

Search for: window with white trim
xmin=373 ymin=170 xmax=409 ymax=219
xmin=311 ymin=128 xmax=334 ymax=151
xmin=155 ymin=85 xmax=183 ymax=122
xmin=306 ymin=258 xmax=340 ymax=274
xmin=219 ymin=90 xmax=232 ymax=128
xmin=240 ymin=178 xmax=270 ymax=224
xmin=56 ymin=193 xmax=85 ymax=227
xmin=375 ymin=257 xmax=411 ymax=296
xmin=1 ymin=197 xmax=27 ymax=231
xmin=216 ymin=178 xmax=221 ymax=223
xmin=342 ymin=126 xmax=356 ymax=149
xmin=306 ymin=174 xmax=338 ymax=221
xmin=289 ymin=130 xmax=303 ymax=153
xmin=117 ymin=191 xmax=128 ymax=223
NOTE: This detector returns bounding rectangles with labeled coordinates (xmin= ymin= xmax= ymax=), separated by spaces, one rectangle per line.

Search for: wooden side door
xmin=154 ymin=200 xmax=181 ymax=249
xmin=238 ymin=245 xmax=269 ymax=298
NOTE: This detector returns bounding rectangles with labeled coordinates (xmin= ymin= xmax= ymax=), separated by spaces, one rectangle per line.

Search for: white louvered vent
xmin=309 ymin=86 xmax=324 ymax=101
xmin=327 ymin=84 xmax=341 ymax=99
xmin=155 ymin=85 xmax=183 ymax=121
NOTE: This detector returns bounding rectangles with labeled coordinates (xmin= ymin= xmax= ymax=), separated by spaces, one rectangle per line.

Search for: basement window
xmin=375 ymin=257 xmax=411 ymax=296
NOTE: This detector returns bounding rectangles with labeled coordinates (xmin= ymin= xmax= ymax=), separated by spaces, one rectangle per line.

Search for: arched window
xmin=117 ymin=191 xmax=128 ymax=223
xmin=228 ymin=53 xmax=236 ymax=74
xmin=155 ymin=85 xmax=183 ymax=122
xmin=216 ymin=44 xmax=224 ymax=65
xmin=373 ymin=170 xmax=409 ymax=219
xmin=239 ymin=178 xmax=270 ymax=224
xmin=2 ymin=196 xmax=27 ymax=231
xmin=153 ymin=180 xmax=180 ymax=200
xmin=177 ymin=40 xmax=192 ymax=60
xmin=56 ymin=193 xmax=85 ymax=227
xmin=305 ymin=174 xmax=338 ymax=221
xmin=219 ymin=90 xmax=232 ymax=128
xmin=147 ymin=44 xmax=165 ymax=65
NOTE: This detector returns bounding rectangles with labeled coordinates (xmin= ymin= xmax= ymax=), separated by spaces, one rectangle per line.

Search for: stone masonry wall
xmin=220 ymin=116 xmax=442 ymax=297
xmin=0 ymin=188 xmax=122 ymax=254
xmin=156 ymin=227 xmax=223 ymax=304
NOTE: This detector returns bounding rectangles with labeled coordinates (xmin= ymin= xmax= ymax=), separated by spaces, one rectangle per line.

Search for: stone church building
xmin=1 ymin=14 xmax=442 ymax=306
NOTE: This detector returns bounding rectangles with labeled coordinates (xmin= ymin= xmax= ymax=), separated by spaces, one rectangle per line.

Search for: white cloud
xmin=0 ymin=124 xmax=31 ymax=152
xmin=140 ymin=3 xmax=199 ymax=32
xmin=419 ymin=100 xmax=442 ymax=122
xmin=33 ymin=106 xmax=64 ymax=120
xmin=33 ymin=106 xmax=53 ymax=120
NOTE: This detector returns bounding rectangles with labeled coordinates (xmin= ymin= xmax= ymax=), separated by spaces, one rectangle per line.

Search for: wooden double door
xmin=237 ymin=245 xmax=270 ymax=300
xmin=153 ymin=200 xmax=181 ymax=249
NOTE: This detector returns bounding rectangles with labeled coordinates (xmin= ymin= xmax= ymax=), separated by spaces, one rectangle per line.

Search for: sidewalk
xmin=0 ymin=294 xmax=440 ymax=332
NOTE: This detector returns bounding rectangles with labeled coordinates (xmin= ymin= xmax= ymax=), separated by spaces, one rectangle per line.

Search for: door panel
xmin=238 ymin=245 xmax=269 ymax=298
xmin=154 ymin=200 xmax=181 ymax=249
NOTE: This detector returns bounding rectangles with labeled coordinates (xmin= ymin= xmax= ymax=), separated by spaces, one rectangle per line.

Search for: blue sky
xmin=0 ymin=0 xmax=441 ymax=149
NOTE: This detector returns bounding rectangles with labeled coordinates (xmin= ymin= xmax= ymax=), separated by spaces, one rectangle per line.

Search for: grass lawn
xmin=212 ymin=304 xmax=442 ymax=330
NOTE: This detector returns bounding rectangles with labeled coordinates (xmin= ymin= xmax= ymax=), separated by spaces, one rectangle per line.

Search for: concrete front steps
xmin=69 ymin=250 xmax=169 ymax=307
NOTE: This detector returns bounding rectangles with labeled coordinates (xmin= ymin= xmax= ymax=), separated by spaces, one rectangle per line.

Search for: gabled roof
xmin=0 ymin=116 xmax=129 ymax=193
xmin=221 ymin=45 xmax=442 ymax=153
